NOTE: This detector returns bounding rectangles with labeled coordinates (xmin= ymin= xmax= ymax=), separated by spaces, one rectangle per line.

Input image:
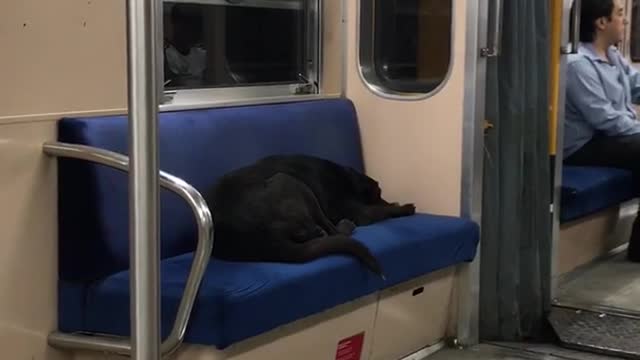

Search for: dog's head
xmin=346 ymin=168 xmax=388 ymax=205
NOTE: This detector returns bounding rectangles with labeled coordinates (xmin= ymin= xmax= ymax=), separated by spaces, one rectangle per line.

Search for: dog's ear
xmin=345 ymin=167 xmax=366 ymax=189
xmin=345 ymin=167 xmax=384 ymax=203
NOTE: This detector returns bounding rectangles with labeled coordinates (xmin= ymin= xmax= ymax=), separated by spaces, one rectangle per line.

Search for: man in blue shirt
xmin=564 ymin=0 xmax=640 ymax=261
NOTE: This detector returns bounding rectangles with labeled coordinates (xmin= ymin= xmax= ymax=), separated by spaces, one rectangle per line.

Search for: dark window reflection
xmin=631 ymin=0 xmax=640 ymax=62
xmin=163 ymin=2 xmax=306 ymax=89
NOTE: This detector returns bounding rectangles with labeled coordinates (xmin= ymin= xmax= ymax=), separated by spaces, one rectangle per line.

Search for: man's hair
xmin=579 ymin=0 xmax=615 ymax=42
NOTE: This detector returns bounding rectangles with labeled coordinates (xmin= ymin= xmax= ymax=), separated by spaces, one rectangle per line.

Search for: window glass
xmin=162 ymin=1 xmax=313 ymax=91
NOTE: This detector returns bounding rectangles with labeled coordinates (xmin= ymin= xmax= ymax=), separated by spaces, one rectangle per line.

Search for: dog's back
xmin=254 ymin=154 xmax=381 ymax=221
xmin=205 ymin=154 xmax=384 ymax=276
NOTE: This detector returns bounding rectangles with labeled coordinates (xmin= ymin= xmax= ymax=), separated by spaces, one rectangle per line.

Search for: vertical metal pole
xmin=126 ymin=0 xmax=160 ymax=359
xmin=457 ymin=0 xmax=487 ymax=346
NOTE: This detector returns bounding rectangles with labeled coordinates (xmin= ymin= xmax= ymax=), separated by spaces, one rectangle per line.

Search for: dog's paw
xmin=312 ymin=225 xmax=329 ymax=238
xmin=399 ymin=203 xmax=416 ymax=215
xmin=337 ymin=218 xmax=357 ymax=235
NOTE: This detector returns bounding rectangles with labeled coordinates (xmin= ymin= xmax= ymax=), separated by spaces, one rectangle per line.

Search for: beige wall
xmin=0 ymin=121 xmax=66 ymax=360
xmin=1 ymin=0 xmax=130 ymax=358
xmin=345 ymin=1 xmax=467 ymax=216
xmin=0 ymin=0 xmax=128 ymax=120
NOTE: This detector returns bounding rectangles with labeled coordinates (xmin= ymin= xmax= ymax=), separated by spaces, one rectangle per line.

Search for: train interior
xmin=2 ymin=0 xmax=640 ymax=359
xmin=546 ymin=1 xmax=640 ymax=358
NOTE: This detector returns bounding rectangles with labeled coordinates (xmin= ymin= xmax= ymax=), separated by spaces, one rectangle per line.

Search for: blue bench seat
xmin=55 ymin=99 xmax=479 ymax=349
xmin=81 ymin=214 xmax=477 ymax=348
xmin=561 ymin=166 xmax=636 ymax=223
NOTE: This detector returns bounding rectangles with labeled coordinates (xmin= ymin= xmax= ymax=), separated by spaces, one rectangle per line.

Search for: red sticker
xmin=335 ymin=332 xmax=365 ymax=360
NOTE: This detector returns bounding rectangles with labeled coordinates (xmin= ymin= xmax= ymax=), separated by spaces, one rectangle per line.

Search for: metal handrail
xmin=44 ymin=142 xmax=214 ymax=357
xmin=562 ymin=0 xmax=582 ymax=54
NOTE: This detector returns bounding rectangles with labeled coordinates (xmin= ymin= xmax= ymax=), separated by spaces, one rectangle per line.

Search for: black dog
xmin=205 ymin=154 xmax=416 ymax=276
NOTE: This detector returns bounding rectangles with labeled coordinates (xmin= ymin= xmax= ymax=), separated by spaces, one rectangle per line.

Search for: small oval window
xmin=359 ymin=0 xmax=453 ymax=96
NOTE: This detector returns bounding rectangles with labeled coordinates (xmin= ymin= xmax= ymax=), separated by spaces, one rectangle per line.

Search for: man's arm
xmin=567 ymin=59 xmax=640 ymax=135
xmin=618 ymin=52 xmax=640 ymax=104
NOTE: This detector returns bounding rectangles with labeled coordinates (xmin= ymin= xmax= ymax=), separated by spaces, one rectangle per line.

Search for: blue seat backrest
xmin=57 ymin=99 xmax=365 ymax=282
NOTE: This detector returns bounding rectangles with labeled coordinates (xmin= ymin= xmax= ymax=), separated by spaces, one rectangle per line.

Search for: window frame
xmin=357 ymin=0 xmax=456 ymax=100
xmin=159 ymin=0 xmax=323 ymax=110
xmin=630 ymin=0 xmax=640 ymax=62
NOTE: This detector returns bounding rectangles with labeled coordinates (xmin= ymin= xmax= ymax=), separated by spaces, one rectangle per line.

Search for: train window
xmin=359 ymin=0 xmax=453 ymax=96
xmin=631 ymin=0 xmax=640 ymax=62
xmin=162 ymin=0 xmax=319 ymax=102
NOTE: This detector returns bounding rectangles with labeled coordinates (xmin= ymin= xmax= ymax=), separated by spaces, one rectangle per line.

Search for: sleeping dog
xmin=205 ymin=154 xmax=416 ymax=277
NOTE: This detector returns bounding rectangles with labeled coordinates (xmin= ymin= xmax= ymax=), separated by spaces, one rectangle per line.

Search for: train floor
xmin=430 ymin=342 xmax=624 ymax=360
xmin=556 ymin=248 xmax=640 ymax=313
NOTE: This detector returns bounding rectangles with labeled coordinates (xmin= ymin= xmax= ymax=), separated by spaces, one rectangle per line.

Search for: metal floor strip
xmin=490 ymin=341 xmax=627 ymax=360
xmin=549 ymin=306 xmax=640 ymax=359
xmin=429 ymin=343 xmax=621 ymax=360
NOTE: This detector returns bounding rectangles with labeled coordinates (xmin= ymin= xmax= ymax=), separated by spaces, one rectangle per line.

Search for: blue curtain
xmin=479 ymin=0 xmax=552 ymax=340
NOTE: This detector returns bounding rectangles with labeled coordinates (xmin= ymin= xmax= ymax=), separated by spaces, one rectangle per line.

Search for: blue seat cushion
xmin=79 ymin=214 xmax=479 ymax=348
xmin=561 ymin=166 xmax=636 ymax=223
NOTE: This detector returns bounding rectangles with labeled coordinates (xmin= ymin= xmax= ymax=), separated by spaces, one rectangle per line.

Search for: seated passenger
xmin=164 ymin=4 xmax=206 ymax=87
xmin=563 ymin=0 xmax=640 ymax=261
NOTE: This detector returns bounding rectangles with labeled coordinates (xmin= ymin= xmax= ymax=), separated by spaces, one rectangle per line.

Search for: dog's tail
xmin=280 ymin=235 xmax=384 ymax=278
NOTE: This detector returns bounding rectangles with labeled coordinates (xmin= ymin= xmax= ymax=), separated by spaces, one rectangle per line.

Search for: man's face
xmin=601 ymin=0 xmax=628 ymax=45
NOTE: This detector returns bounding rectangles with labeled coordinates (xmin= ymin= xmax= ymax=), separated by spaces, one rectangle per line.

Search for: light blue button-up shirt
xmin=564 ymin=43 xmax=640 ymax=158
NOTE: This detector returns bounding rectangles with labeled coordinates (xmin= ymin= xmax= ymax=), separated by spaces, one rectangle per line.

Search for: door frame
xmin=550 ymin=0 xmax=575 ymax=301
xmin=457 ymin=0 xmax=490 ymax=346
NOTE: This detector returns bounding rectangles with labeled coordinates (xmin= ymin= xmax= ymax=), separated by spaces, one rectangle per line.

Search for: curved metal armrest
xmin=44 ymin=142 xmax=214 ymax=357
